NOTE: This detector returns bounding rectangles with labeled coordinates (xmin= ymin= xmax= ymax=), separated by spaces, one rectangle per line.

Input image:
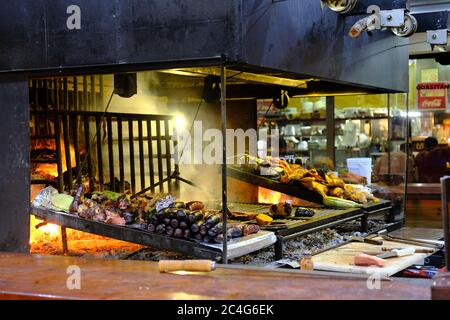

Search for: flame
xmin=30 ymin=215 xmax=61 ymax=244
xmin=31 ymin=139 xmax=77 ymax=178
xmin=258 ymin=187 xmax=282 ymax=204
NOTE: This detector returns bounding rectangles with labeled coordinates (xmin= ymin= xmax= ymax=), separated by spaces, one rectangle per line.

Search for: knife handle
xmin=364 ymin=238 xmax=383 ymax=245
xmin=158 ymin=260 xmax=216 ymax=273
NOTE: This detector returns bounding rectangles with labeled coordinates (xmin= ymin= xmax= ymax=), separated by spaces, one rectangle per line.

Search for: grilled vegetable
xmin=205 ymin=214 xmax=221 ymax=228
xmin=170 ymin=202 xmax=186 ymax=209
xmin=176 ymin=209 xmax=187 ymax=221
xmin=229 ymin=227 xmax=243 ymax=238
xmin=51 ymin=193 xmax=75 ymax=213
xmin=122 ymin=211 xmax=134 ymax=224
xmin=170 ymin=219 xmax=179 ymax=228
xmin=255 ymin=214 xmax=273 ymax=225
xmin=199 ymin=225 xmax=208 ymax=235
xmin=147 ymin=223 xmax=156 ymax=233
xmin=190 ymin=221 xmax=203 ymax=234
xmin=186 ymin=212 xmax=196 ymax=224
xmin=269 ymin=202 xmax=293 ymax=217
xmin=208 ymin=229 xmax=218 ymax=238
xmin=156 ymin=224 xmax=166 ymax=234
xmin=174 ymin=228 xmax=183 ymax=238
xmin=193 ymin=211 xmax=204 ymax=222
xmin=294 ymin=208 xmax=316 ymax=217
xmin=194 ymin=233 xmax=203 ymax=241
xmin=323 ymin=196 xmax=363 ymax=209
xmin=179 ymin=221 xmax=188 ymax=229
xmin=165 ymin=226 xmax=174 ymax=236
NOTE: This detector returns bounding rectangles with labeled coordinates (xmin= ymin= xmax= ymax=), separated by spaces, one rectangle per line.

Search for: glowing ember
xmin=258 ymin=187 xmax=282 ymax=204
xmin=31 ymin=138 xmax=77 ymax=178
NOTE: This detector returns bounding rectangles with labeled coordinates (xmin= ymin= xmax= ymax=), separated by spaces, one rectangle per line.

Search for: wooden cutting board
xmin=312 ymin=238 xmax=433 ymax=277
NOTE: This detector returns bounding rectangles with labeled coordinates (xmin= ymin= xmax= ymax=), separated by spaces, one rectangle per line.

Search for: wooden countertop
xmin=0 ymin=252 xmax=432 ymax=300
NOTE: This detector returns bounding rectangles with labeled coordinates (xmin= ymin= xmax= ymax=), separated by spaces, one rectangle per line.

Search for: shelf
xmin=227 ymin=166 xmax=324 ymax=204
xmin=271 ymin=116 xmax=389 ymax=123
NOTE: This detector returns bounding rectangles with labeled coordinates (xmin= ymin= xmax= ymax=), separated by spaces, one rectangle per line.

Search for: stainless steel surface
xmin=441 ymin=176 xmax=450 ymax=271
xmin=389 ymin=227 xmax=444 ymax=241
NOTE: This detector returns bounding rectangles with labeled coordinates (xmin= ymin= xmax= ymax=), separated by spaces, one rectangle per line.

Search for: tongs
xmin=380 ymin=234 xmax=443 ymax=249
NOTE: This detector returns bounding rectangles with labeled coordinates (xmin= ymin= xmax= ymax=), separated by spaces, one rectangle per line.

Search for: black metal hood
xmin=0 ymin=0 xmax=409 ymax=92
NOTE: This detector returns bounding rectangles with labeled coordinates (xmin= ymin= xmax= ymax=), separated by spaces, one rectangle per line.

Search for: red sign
xmin=417 ymin=82 xmax=449 ymax=111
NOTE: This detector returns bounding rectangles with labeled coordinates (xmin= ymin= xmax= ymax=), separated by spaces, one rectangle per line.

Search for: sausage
xmin=354 ymin=253 xmax=385 ymax=267
xmin=242 ymin=224 xmax=260 ymax=236
xmin=186 ymin=201 xmax=205 ymax=211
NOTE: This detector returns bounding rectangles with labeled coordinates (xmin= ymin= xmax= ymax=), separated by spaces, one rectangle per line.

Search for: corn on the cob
xmin=323 ymin=196 xmax=363 ymax=209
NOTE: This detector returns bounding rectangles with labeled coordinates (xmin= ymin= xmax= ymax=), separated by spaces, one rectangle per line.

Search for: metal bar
xmin=84 ymin=115 xmax=94 ymax=191
xmin=156 ymin=121 xmax=164 ymax=193
xmin=147 ymin=120 xmax=155 ymax=192
xmin=107 ymin=115 xmax=115 ymax=191
xmin=31 ymin=207 xmax=222 ymax=261
xmin=138 ymin=120 xmax=146 ymax=191
xmin=164 ymin=119 xmax=172 ymax=192
xmin=53 ymin=79 xmax=59 ymax=111
xmin=441 ymin=177 xmax=450 ymax=270
xmin=98 ymin=75 xmax=104 ymax=110
xmin=90 ymin=75 xmax=96 ymax=110
xmin=70 ymin=114 xmax=81 ymax=185
xmin=387 ymin=94 xmax=391 ymax=175
xmin=95 ymin=116 xmax=104 ymax=191
xmin=54 ymin=113 xmax=64 ymax=192
xmin=43 ymin=79 xmax=49 ymax=133
xmin=62 ymin=113 xmax=73 ymax=190
xmin=221 ymin=65 xmax=228 ymax=264
xmin=83 ymin=76 xmax=88 ymax=110
xmin=33 ymin=80 xmax=39 ymax=135
xmin=73 ymin=77 xmax=78 ymax=111
xmin=61 ymin=226 xmax=68 ymax=255
xmin=403 ymin=92 xmax=410 ymax=225
xmin=128 ymin=119 xmax=136 ymax=194
xmin=63 ymin=78 xmax=68 ymax=111
xmin=31 ymin=110 xmax=174 ymax=121
xmin=326 ymin=96 xmax=335 ymax=166
xmin=117 ymin=117 xmax=125 ymax=193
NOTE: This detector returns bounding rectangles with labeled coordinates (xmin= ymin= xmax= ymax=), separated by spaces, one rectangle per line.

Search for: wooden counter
xmin=0 ymin=252 xmax=432 ymax=300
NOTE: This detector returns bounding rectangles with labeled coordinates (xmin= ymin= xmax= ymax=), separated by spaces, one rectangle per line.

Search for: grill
xmin=0 ymin=1 xmax=410 ymax=259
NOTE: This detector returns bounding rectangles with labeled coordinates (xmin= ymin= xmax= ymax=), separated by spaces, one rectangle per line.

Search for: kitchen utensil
xmin=380 ymin=234 xmax=443 ymax=249
xmin=159 ymin=260 xmax=216 ymax=273
xmin=376 ymin=247 xmax=415 ymax=259
xmin=344 ymin=235 xmax=383 ymax=245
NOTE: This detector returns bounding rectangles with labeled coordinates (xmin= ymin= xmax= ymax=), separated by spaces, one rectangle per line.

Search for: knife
xmin=376 ymin=247 xmax=415 ymax=259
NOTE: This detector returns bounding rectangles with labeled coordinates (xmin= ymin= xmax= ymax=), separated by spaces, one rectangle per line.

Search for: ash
xmin=230 ymin=219 xmax=389 ymax=266
xmin=59 ymin=219 xmax=390 ymax=265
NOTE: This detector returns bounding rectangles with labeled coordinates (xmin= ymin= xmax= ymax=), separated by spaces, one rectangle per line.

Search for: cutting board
xmin=312 ymin=238 xmax=433 ymax=277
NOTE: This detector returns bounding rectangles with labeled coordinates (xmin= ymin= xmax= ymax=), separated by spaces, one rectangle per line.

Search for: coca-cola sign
xmin=417 ymin=82 xmax=449 ymax=111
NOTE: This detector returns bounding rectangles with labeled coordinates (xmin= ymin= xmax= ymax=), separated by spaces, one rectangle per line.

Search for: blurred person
xmin=373 ymin=143 xmax=415 ymax=183
xmin=415 ymin=137 xmax=450 ymax=183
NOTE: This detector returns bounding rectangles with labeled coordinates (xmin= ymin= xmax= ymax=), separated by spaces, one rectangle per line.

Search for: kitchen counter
xmin=0 ymin=252 xmax=433 ymax=300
